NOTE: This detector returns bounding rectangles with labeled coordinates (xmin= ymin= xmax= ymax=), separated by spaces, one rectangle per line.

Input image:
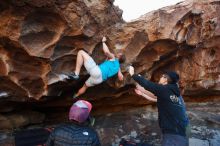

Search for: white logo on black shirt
xmin=83 ymin=131 xmax=89 ymax=136
xmin=170 ymin=95 xmax=179 ymax=103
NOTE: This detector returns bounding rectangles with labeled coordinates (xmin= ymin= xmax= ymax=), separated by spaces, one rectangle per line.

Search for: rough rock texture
xmin=0 ymin=0 xmax=122 ymax=101
xmin=0 ymin=111 xmax=45 ymax=130
xmin=0 ymin=0 xmax=220 ymax=130
xmin=106 ymin=0 xmax=220 ymax=97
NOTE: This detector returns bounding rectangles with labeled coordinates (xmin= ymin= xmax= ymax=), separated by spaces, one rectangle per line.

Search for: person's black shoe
xmin=59 ymin=74 xmax=70 ymax=82
xmin=67 ymin=72 xmax=79 ymax=80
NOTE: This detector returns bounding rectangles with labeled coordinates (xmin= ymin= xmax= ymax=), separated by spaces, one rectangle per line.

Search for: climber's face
xmin=116 ymin=53 xmax=126 ymax=63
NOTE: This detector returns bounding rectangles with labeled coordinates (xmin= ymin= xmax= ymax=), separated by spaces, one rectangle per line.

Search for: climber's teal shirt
xmin=99 ymin=59 xmax=120 ymax=81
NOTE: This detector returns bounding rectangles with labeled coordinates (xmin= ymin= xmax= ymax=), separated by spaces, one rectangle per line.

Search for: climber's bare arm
xmin=118 ymin=69 xmax=124 ymax=81
xmin=135 ymin=84 xmax=157 ymax=102
xmin=102 ymin=36 xmax=115 ymax=59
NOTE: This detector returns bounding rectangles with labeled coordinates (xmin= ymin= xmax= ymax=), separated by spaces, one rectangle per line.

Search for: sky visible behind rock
xmin=114 ymin=0 xmax=183 ymax=21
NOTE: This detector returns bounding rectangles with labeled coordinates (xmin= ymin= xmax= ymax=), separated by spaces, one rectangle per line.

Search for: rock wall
xmin=0 ymin=0 xmax=219 ymax=129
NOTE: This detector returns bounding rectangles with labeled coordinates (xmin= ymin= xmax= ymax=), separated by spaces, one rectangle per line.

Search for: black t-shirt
xmin=132 ymin=74 xmax=189 ymax=137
